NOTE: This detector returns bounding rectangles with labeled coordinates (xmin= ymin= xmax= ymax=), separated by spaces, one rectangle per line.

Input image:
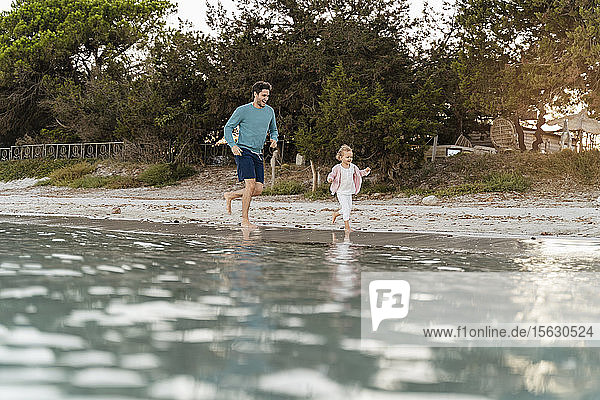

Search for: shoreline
xmin=0 ymin=214 xmax=562 ymax=257
xmin=1 ymin=176 xmax=600 ymax=240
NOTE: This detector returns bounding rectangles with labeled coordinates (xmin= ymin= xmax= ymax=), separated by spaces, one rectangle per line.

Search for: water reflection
xmin=0 ymin=222 xmax=599 ymax=398
xmin=326 ymin=232 xmax=359 ymax=302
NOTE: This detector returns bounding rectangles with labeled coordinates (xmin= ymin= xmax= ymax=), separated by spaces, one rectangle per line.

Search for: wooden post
xmin=431 ymin=135 xmax=438 ymax=162
xmin=310 ymin=160 xmax=317 ymax=192
xmin=270 ymin=149 xmax=279 ymax=189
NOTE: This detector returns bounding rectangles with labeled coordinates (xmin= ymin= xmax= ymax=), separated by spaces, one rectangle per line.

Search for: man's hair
xmin=336 ymin=144 xmax=352 ymax=161
xmin=252 ymin=81 xmax=272 ymax=95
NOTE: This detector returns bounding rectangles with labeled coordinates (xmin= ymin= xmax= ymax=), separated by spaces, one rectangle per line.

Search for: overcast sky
xmin=0 ymin=0 xmax=447 ymax=33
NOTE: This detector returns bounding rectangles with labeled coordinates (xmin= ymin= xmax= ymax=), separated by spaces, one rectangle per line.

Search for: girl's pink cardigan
xmin=327 ymin=163 xmax=370 ymax=195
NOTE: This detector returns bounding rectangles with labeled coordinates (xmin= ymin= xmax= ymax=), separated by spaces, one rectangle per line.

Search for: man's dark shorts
xmin=235 ymin=147 xmax=264 ymax=184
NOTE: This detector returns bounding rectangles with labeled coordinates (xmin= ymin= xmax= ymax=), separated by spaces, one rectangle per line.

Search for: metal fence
xmin=0 ymin=142 xmax=124 ymax=161
xmin=0 ymin=141 xmax=236 ymax=165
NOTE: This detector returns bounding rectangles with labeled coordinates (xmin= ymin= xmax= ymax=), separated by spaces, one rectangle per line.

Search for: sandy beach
xmin=0 ymin=166 xmax=599 ymax=239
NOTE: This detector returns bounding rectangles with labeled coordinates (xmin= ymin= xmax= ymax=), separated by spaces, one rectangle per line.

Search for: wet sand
xmin=0 ymin=175 xmax=599 ymax=239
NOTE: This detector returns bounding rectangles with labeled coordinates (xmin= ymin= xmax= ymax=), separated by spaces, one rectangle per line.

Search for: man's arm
xmin=224 ymin=107 xmax=243 ymax=155
xmin=268 ymin=109 xmax=278 ymax=147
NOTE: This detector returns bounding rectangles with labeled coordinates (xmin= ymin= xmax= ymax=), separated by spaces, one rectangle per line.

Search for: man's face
xmin=254 ymin=89 xmax=270 ymax=108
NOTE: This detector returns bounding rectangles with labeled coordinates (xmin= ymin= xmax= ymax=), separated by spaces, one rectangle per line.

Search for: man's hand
xmin=231 ymin=145 xmax=242 ymax=156
xmin=327 ymin=178 xmax=333 ymax=183
xmin=270 ymin=139 xmax=277 ymax=149
xmin=365 ymin=167 xmax=371 ymax=174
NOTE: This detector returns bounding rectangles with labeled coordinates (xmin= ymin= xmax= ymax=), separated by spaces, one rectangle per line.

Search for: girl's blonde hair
xmin=336 ymin=144 xmax=352 ymax=161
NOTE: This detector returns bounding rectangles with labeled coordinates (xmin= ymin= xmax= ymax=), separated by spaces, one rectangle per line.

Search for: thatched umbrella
xmin=547 ymin=109 xmax=600 ymax=134
xmin=547 ymin=109 xmax=600 ymax=151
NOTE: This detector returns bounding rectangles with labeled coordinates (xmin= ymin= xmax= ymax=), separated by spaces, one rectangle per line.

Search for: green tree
xmin=454 ymin=0 xmax=599 ymax=151
xmin=206 ymin=0 xmax=416 ymax=148
xmin=297 ymin=65 xmax=441 ymax=183
xmin=0 ymin=0 xmax=174 ymax=145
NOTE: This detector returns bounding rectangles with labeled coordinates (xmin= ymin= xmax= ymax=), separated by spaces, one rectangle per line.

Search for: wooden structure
xmin=490 ymin=117 xmax=566 ymax=153
xmin=490 ymin=118 xmax=518 ymax=151
xmin=426 ymin=132 xmax=497 ymax=160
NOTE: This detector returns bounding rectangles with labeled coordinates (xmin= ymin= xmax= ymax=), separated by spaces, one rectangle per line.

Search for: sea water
xmin=0 ymin=218 xmax=599 ymax=399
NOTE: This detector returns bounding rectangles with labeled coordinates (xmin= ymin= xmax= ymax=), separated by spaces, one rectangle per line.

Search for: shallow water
xmin=0 ymin=220 xmax=600 ymax=399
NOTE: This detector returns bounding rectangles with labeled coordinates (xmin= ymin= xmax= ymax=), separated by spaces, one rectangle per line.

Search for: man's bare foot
xmin=241 ymin=220 xmax=258 ymax=229
xmin=332 ymin=211 xmax=341 ymax=224
xmin=224 ymin=193 xmax=234 ymax=214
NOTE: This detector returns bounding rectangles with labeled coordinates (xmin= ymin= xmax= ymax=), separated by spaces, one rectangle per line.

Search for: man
xmin=223 ymin=81 xmax=278 ymax=228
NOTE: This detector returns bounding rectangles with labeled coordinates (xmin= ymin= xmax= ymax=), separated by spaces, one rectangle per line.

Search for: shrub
xmin=104 ymin=176 xmax=140 ymax=189
xmin=262 ymin=180 xmax=306 ymax=195
xmin=360 ymin=180 xmax=397 ymax=195
xmin=0 ymin=159 xmax=81 ymax=181
xmin=435 ymin=172 xmax=531 ymax=197
xmin=48 ymin=162 xmax=95 ymax=185
xmin=69 ymin=175 xmax=141 ymax=189
xmin=304 ymin=183 xmax=332 ymax=200
xmin=69 ymin=175 xmax=111 ymax=188
xmin=138 ymin=163 xmax=196 ymax=187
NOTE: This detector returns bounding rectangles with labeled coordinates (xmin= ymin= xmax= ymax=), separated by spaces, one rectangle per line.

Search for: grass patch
xmin=0 ymin=159 xmax=82 ymax=181
xmin=360 ymin=180 xmax=397 ymax=195
xmin=68 ymin=175 xmax=141 ymax=189
xmin=400 ymin=187 xmax=435 ymax=197
xmin=137 ymin=163 xmax=196 ymax=187
xmin=435 ymin=172 xmax=531 ymax=197
xmin=47 ymin=162 xmax=95 ymax=186
xmin=262 ymin=180 xmax=306 ymax=196
xmin=303 ymin=183 xmax=332 ymax=200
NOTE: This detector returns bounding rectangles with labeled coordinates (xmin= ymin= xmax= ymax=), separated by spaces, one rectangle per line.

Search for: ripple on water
xmin=0 ymin=286 xmax=47 ymax=299
xmin=149 ymin=376 xmax=216 ymax=400
xmin=2 ymin=327 xmax=86 ymax=350
xmin=51 ymin=254 xmax=84 ymax=261
xmin=58 ymin=351 xmax=116 ymax=368
xmin=120 ymin=353 xmax=161 ymax=370
xmin=0 ymin=346 xmax=55 ymax=365
xmin=0 ymin=367 xmax=66 ymax=383
xmin=72 ymin=368 xmax=146 ymax=388
xmin=132 ymin=241 xmax=164 ymax=249
xmin=0 ymin=385 xmax=62 ymax=400
xmin=96 ymin=265 xmax=126 ymax=274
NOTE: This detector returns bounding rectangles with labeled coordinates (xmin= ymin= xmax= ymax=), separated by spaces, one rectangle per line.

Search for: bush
xmin=262 ymin=180 xmax=306 ymax=195
xmin=0 ymin=159 xmax=81 ymax=181
xmin=304 ymin=183 xmax=332 ymax=200
xmin=360 ymin=180 xmax=397 ymax=195
xmin=69 ymin=175 xmax=141 ymax=189
xmin=104 ymin=176 xmax=141 ymax=189
xmin=69 ymin=175 xmax=111 ymax=188
xmin=48 ymin=162 xmax=95 ymax=186
xmin=435 ymin=172 xmax=531 ymax=197
xmin=138 ymin=163 xmax=196 ymax=187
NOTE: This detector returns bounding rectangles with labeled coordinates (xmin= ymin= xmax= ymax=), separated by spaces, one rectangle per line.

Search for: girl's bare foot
xmin=241 ymin=219 xmax=257 ymax=229
xmin=332 ymin=211 xmax=341 ymax=223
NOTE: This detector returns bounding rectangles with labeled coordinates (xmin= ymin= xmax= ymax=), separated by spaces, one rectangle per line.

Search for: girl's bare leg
xmin=344 ymin=220 xmax=354 ymax=232
xmin=332 ymin=210 xmax=341 ymax=223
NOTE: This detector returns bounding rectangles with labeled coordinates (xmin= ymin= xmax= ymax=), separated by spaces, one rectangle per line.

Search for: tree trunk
xmin=511 ymin=115 xmax=527 ymax=151
xmin=531 ymin=115 xmax=545 ymax=152
xmin=310 ymin=160 xmax=317 ymax=192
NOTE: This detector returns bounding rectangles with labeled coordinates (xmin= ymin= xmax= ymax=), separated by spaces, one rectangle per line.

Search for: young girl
xmin=327 ymin=145 xmax=371 ymax=232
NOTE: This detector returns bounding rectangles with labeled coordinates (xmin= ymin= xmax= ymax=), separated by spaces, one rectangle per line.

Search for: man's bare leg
xmin=241 ymin=179 xmax=264 ymax=228
xmin=224 ymin=182 xmax=263 ymax=215
xmin=224 ymin=190 xmax=243 ymax=214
